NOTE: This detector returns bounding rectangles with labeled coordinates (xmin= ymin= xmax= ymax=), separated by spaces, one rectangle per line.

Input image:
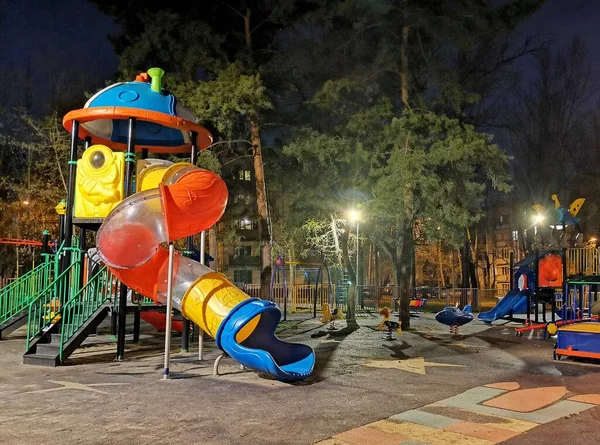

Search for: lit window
xmin=238 ymin=170 xmax=251 ymax=181
xmin=511 ymin=230 xmax=519 ymax=241
xmin=236 ymin=219 xmax=255 ymax=230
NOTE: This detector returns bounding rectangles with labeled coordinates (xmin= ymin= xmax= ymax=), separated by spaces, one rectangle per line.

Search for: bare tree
xmin=507 ymin=37 xmax=597 ymax=205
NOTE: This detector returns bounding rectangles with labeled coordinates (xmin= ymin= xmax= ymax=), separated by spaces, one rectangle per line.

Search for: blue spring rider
xmin=435 ymin=304 xmax=473 ymax=335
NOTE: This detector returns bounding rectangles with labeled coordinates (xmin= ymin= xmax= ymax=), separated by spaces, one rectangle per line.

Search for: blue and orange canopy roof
xmin=63 ymin=68 xmax=212 ymax=153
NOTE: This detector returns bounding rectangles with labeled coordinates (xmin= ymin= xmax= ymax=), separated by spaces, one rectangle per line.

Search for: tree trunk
xmin=451 ymin=250 xmax=456 ymax=289
xmin=437 ymin=240 xmax=445 ymax=287
xmin=393 ymin=229 xmax=413 ymax=331
xmin=244 ymin=8 xmax=253 ymax=59
xmin=330 ymin=214 xmax=343 ymax=264
xmin=400 ymin=25 xmax=410 ymax=109
xmin=250 ymin=115 xmax=271 ymax=300
xmin=461 ymin=237 xmax=470 ymax=288
xmin=461 ymin=231 xmax=478 ymax=289
xmin=375 ymin=247 xmax=380 ymax=287
xmin=340 ymin=224 xmax=355 ymax=319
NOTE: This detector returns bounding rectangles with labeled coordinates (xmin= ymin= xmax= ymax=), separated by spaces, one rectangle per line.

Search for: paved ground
xmin=1 ymin=312 xmax=600 ymax=445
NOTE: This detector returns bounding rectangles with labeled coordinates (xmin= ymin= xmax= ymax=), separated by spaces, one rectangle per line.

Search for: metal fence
xmin=0 ymin=277 xmax=17 ymax=289
xmin=239 ymin=283 xmax=504 ymax=315
xmin=566 ymin=248 xmax=599 ymax=276
xmin=243 ymin=284 xmax=332 ymax=312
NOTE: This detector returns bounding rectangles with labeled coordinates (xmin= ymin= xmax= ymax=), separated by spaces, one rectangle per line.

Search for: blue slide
xmin=478 ymin=289 xmax=529 ymax=323
xmin=217 ymin=299 xmax=315 ymax=382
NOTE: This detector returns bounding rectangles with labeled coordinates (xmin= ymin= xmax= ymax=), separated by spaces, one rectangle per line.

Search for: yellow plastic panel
xmin=181 ymin=272 xmax=251 ymax=338
xmin=236 ymin=314 xmax=261 ymax=343
xmin=74 ymin=145 xmax=124 ymax=218
xmin=135 ymin=159 xmax=173 ymax=192
xmin=140 ymin=168 xmax=168 ymax=191
xmin=569 ymin=198 xmax=585 ymax=217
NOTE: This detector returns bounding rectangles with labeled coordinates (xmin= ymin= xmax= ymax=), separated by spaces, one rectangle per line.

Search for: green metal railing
xmin=131 ymin=292 xmax=156 ymax=307
xmin=59 ymin=266 xmax=120 ymax=360
xmin=26 ymin=239 xmax=81 ymax=351
xmin=0 ymin=257 xmax=53 ymax=326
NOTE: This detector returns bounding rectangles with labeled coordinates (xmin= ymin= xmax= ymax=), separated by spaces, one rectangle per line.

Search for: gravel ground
xmin=1 ymin=312 xmax=599 ymax=445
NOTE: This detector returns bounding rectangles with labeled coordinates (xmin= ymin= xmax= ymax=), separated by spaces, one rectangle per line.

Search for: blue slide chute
xmin=478 ymin=289 xmax=529 ymax=323
xmin=216 ymin=299 xmax=315 ymax=382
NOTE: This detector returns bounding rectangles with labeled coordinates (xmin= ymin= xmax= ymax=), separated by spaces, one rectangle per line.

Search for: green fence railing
xmin=59 ymin=266 xmax=120 ymax=360
xmin=26 ymin=240 xmax=81 ymax=351
xmin=0 ymin=257 xmax=53 ymax=326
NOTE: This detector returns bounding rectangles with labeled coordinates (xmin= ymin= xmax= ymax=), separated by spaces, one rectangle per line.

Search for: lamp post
xmin=533 ymin=213 xmax=544 ymax=248
xmin=347 ymin=209 xmax=361 ymax=286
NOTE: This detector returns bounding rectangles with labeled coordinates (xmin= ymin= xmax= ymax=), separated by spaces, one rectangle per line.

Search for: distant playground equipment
xmin=435 ymin=304 xmax=473 ymax=335
xmin=532 ymin=194 xmax=585 ymax=246
xmin=270 ymin=254 xmax=336 ymax=319
xmin=320 ymin=303 xmax=344 ymax=330
xmin=0 ymin=232 xmax=54 ymax=339
xmin=11 ymin=68 xmax=315 ymax=381
xmin=511 ymin=264 xmax=600 ymax=364
xmin=270 ymin=255 xmax=289 ymax=320
xmin=377 ymin=307 xmax=401 ymax=340
xmin=409 ymin=298 xmax=427 ymax=313
xmin=479 ymin=250 xmax=564 ymax=325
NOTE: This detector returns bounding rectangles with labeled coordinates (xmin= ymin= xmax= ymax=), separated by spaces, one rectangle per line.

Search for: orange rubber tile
xmin=333 ymin=425 xmax=405 ymax=445
xmin=568 ymin=394 xmax=600 ymax=405
xmin=444 ymin=421 xmax=520 ymax=443
xmin=484 ymin=382 xmax=520 ymax=391
xmin=482 ymin=386 xmax=566 ymax=412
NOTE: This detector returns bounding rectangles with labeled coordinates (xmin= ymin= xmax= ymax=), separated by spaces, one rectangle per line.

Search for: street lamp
xmin=347 ymin=208 xmax=362 ymax=286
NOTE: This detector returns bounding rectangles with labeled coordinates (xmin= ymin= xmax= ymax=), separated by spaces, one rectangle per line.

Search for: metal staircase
xmin=22 ymin=234 xmax=123 ymax=367
xmin=0 ymin=258 xmax=53 ymax=339
xmin=23 ymin=265 xmax=120 ymax=366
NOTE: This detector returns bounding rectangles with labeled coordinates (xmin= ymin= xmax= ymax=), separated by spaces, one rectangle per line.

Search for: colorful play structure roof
xmin=63 ymin=68 xmax=212 ymax=153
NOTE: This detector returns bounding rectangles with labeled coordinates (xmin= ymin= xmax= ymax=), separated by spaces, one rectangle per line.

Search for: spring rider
xmin=377 ymin=307 xmax=402 ymax=340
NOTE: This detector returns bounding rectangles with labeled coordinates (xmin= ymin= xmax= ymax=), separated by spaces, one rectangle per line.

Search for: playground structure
xmin=479 ymin=250 xmax=563 ymax=324
xmin=0 ymin=68 xmax=314 ymax=381
xmin=552 ymin=276 xmax=600 ymax=360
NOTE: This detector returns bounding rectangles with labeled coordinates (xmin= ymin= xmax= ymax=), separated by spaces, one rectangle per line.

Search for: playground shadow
xmin=310 ymin=319 xmax=360 ymax=382
xmin=382 ymin=341 xmax=412 ymax=360
xmin=412 ymin=331 xmax=483 ymax=356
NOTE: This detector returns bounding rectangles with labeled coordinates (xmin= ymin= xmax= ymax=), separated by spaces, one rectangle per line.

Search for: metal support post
xmin=117 ymin=117 xmax=136 ymax=360
xmin=198 ymin=230 xmax=206 ymax=360
xmin=63 ymin=120 xmax=79 ymax=272
xmin=163 ymin=243 xmax=175 ymax=379
xmin=181 ymin=132 xmax=198 ymax=353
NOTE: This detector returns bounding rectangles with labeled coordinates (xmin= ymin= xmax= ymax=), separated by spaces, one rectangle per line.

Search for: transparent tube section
xmin=155 ymin=255 xmax=213 ymax=310
xmin=97 ymin=190 xmax=167 ymax=269
xmin=96 ymin=187 xmax=212 ymax=310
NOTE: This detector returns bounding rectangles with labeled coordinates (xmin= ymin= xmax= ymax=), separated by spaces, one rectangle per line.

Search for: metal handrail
xmin=25 ymin=241 xmax=82 ymax=351
xmin=0 ymin=260 xmax=53 ymax=325
xmin=59 ymin=266 xmax=120 ymax=360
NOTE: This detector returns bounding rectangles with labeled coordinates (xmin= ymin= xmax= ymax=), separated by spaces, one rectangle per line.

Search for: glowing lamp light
xmin=533 ymin=214 xmax=544 ymax=225
xmin=347 ymin=208 xmax=361 ymax=222
xmin=22 ymin=199 xmax=30 ymax=206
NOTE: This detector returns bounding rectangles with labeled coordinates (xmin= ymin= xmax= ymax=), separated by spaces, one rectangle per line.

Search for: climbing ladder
xmin=0 ymin=257 xmax=53 ymax=339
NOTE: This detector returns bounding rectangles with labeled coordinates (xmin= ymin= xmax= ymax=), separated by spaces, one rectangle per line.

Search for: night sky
xmin=0 ymin=0 xmax=598 ymax=111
